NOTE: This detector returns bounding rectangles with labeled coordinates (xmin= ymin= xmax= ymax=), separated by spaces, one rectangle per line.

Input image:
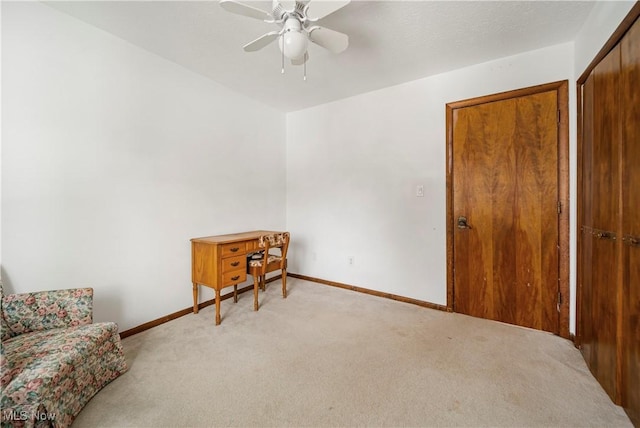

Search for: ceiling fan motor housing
xmin=278 ymin=18 xmax=308 ymax=60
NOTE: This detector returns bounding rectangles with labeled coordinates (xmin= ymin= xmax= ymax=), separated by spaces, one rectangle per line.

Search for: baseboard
xmin=288 ymin=273 xmax=448 ymax=312
xmin=119 ymin=277 xmax=280 ymax=339
xmin=121 ymin=273 xmax=447 ymax=339
xmin=570 ymin=333 xmax=579 ymax=348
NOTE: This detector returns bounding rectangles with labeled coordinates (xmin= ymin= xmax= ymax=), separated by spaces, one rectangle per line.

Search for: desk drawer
xmin=222 ymin=255 xmax=245 ymax=272
xmin=221 ymin=242 xmax=246 ymax=257
xmin=222 ymin=270 xmax=246 ymax=286
xmin=246 ymin=240 xmax=260 ymax=252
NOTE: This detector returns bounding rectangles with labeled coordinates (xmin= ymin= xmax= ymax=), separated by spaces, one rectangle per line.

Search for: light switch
xmin=416 ymin=185 xmax=425 ymax=197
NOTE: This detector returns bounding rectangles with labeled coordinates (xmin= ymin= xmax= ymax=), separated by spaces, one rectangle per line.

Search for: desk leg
xmin=193 ymin=283 xmax=199 ymax=314
xmin=233 ymin=285 xmax=238 ymax=303
xmin=215 ymin=289 xmax=221 ymax=325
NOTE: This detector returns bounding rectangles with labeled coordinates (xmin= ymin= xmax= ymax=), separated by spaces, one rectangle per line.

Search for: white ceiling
xmin=45 ymin=1 xmax=595 ymax=112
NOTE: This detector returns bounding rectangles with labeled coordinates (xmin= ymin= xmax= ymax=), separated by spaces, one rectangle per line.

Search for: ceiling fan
xmin=220 ymin=0 xmax=350 ymax=76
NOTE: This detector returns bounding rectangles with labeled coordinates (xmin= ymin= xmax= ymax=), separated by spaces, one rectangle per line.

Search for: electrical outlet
xmin=416 ymin=185 xmax=425 ymax=197
xmin=348 ymin=256 xmax=354 ymax=266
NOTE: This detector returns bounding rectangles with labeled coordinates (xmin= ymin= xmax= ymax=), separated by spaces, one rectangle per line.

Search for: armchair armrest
xmin=2 ymin=288 xmax=93 ymax=337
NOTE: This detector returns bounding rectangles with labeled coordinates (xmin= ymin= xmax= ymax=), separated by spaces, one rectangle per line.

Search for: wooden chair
xmin=248 ymin=232 xmax=290 ymax=311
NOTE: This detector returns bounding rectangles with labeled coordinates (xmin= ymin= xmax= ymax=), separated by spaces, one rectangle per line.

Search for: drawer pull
xmin=231 ymin=275 xmax=240 ymax=281
xmin=230 ymin=247 xmax=240 ymax=253
xmin=230 ymin=261 xmax=240 ymax=267
xmin=623 ymin=235 xmax=640 ymax=247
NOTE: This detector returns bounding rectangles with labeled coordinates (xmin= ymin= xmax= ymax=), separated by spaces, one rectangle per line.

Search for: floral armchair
xmin=1 ymin=282 xmax=127 ymax=427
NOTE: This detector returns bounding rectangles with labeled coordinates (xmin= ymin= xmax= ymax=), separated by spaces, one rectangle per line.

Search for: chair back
xmin=258 ymin=232 xmax=290 ymax=258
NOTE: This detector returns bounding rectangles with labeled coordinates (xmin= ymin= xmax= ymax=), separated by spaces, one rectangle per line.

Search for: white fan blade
xmin=308 ymin=26 xmax=348 ymax=53
xmin=291 ymin=51 xmax=309 ymax=66
xmin=305 ymin=0 xmax=350 ymax=21
xmin=243 ymin=31 xmax=281 ymax=52
xmin=220 ymin=0 xmax=272 ymax=21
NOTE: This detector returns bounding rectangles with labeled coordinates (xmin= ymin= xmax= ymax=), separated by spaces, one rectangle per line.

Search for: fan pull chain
xmin=281 ymin=34 xmax=285 ymax=74
xmin=303 ymin=57 xmax=307 ymax=81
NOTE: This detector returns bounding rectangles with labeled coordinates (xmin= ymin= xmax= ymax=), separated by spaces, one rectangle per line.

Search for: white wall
xmin=574 ymin=0 xmax=636 ymax=77
xmin=1 ymin=2 xmax=286 ymax=331
xmin=287 ymin=42 xmax=578 ymax=330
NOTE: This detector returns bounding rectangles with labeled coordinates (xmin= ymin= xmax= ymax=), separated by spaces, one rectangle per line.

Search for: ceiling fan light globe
xmin=279 ymin=30 xmax=308 ymax=60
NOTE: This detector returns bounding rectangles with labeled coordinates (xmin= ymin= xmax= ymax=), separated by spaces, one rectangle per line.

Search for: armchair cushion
xmin=1 ymin=311 xmax=10 ymax=341
xmin=1 ymin=322 xmax=126 ymax=427
xmin=2 ymin=288 xmax=93 ymax=338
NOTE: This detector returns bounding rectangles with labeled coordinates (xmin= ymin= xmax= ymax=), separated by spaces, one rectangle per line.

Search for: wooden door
xmin=581 ymin=44 xmax=621 ymax=402
xmin=448 ymin=86 xmax=562 ymax=334
xmin=577 ymin=6 xmax=640 ymax=424
xmin=621 ymin=16 xmax=640 ymax=427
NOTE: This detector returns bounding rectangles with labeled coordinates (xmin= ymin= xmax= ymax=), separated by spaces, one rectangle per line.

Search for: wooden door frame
xmin=445 ymin=80 xmax=570 ymax=339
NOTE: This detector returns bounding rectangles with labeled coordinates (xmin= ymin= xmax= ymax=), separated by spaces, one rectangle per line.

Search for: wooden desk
xmin=191 ymin=230 xmax=283 ymax=325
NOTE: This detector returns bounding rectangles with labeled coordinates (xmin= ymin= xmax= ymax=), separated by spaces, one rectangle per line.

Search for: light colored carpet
xmin=73 ymin=278 xmax=632 ymax=427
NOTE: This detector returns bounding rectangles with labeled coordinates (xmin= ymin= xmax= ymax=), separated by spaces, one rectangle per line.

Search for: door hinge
xmin=557 ymin=109 xmax=561 ymax=123
xmin=557 ymin=291 xmax=562 ymax=312
xmin=557 ymin=201 xmax=561 ymax=214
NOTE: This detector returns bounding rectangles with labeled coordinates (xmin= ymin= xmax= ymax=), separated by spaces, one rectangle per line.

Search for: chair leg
xmin=282 ymin=270 xmax=287 ymax=298
xmin=260 ymin=275 xmax=266 ymax=291
xmin=253 ymin=275 xmax=259 ymax=311
xmin=233 ymin=284 xmax=238 ymax=303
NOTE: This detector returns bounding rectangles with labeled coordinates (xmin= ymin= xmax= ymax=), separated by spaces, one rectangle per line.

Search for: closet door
xmin=580 ymin=72 xmax=595 ymax=385
xmin=582 ymin=44 xmax=621 ymax=402
xmin=621 ymin=17 xmax=640 ymax=427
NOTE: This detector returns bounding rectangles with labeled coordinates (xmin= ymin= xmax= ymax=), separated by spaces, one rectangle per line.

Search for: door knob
xmin=457 ymin=216 xmax=472 ymax=229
